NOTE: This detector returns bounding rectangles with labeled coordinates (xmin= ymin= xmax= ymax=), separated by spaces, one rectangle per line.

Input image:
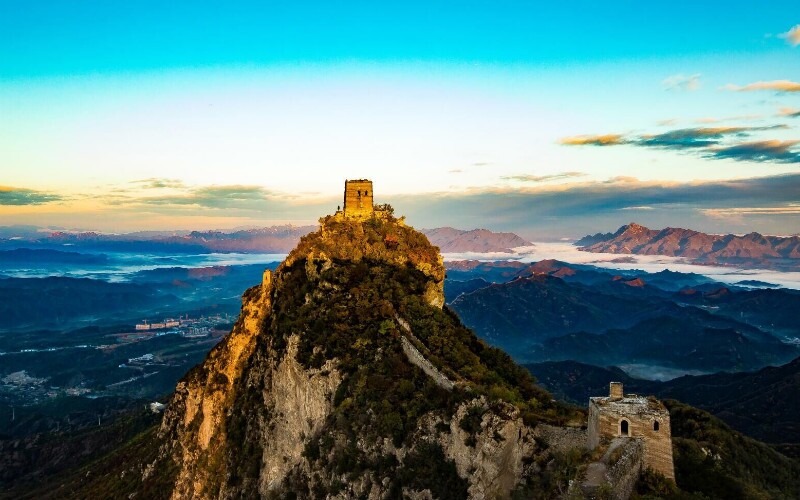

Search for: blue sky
xmin=1 ymin=1 xmax=799 ymax=237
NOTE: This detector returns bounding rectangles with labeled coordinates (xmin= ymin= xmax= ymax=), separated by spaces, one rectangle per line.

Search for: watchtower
xmin=343 ymin=179 xmax=374 ymax=218
xmin=588 ymin=382 xmax=675 ymax=480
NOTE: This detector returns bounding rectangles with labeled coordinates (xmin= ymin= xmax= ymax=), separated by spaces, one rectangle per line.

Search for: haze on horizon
xmin=2 ymin=1 xmax=799 ymax=239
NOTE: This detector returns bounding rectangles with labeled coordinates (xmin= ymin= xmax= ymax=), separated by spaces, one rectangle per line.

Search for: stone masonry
xmin=588 ymin=382 xmax=675 ymax=480
xmin=343 ymin=179 xmax=374 ymax=218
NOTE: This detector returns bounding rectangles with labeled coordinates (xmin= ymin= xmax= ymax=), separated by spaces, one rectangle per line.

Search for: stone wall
xmin=400 ymin=336 xmax=454 ymax=391
xmin=572 ymin=437 xmax=644 ymax=500
xmin=604 ymin=438 xmax=644 ymax=500
xmin=532 ymin=423 xmax=587 ymax=453
xmin=343 ymin=179 xmax=374 ymax=218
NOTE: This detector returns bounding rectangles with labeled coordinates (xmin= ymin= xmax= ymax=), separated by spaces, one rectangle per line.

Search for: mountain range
xmin=447 ymin=259 xmax=800 ymax=374
xmin=0 ymin=225 xmax=530 ymax=255
xmin=577 ymin=223 xmax=800 ymax=271
xmin=4 ymin=211 xmax=800 ymax=499
xmin=421 ymin=227 xmax=531 ymax=253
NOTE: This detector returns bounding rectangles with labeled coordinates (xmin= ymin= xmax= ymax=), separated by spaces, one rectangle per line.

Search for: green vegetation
xmin=634 ymin=400 xmax=800 ymax=499
xmin=1 ymin=409 xmax=173 ymax=500
xmin=395 ymin=442 xmax=469 ymax=499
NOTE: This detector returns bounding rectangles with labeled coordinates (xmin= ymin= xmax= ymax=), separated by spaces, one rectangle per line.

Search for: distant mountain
xmin=0 ymin=248 xmax=108 ymax=266
xmin=577 ymin=223 xmax=800 ymax=271
xmin=422 ymin=227 xmax=530 ymax=253
xmin=158 ymin=226 xmax=316 ymax=253
xmin=450 ymin=271 xmax=799 ymax=372
xmin=0 ymin=225 xmax=531 ymax=255
xmin=444 ymin=260 xmax=528 ymax=282
xmin=526 ymin=357 xmax=800 ymax=455
xmin=0 ymin=277 xmax=170 ymax=330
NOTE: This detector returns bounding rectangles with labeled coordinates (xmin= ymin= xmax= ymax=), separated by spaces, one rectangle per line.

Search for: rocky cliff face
xmin=139 ymin=212 xmax=583 ymax=499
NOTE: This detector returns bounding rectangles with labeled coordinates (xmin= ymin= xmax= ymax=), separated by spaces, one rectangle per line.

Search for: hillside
xmin=449 ymin=273 xmax=797 ymax=372
xmin=11 ymin=209 xmax=590 ymax=499
xmin=526 ymin=357 xmax=800 ymax=455
xmin=576 ymin=223 xmax=800 ymax=271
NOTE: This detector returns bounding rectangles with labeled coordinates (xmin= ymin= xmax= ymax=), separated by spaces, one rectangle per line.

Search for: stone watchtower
xmin=343 ymin=179 xmax=374 ymax=219
xmin=588 ymin=383 xmax=675 ymax=480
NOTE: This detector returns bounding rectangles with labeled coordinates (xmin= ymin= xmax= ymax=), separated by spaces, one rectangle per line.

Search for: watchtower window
xmin=620 ymin=419 xmax=629 ymax=436
xmin=653 ymin=421 xmax=660 ymax=431
xmin=365 ymin=190 xmax=368 ymax=196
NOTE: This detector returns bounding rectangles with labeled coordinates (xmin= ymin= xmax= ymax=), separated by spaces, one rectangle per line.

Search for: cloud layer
xmin=390 ymin=174 xmax=800 ymax=238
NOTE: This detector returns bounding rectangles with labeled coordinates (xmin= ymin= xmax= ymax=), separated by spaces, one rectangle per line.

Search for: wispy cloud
xmin=130 ymin=178 xmax=186 ymax=189
xmin=778 ymin=107 xmax=800 ymax=118
xmin=702 ymin=205 xmax=800 ymax=218
xmin=558 ymin=134 xmax=627 ymax=146
xmin=693 ymin=114 xmax=764 ymax=124
xmin=638 ymin=125 xmax=786 ymax=149
xmin=662 ymin=73 xmax=701 ymax=91
xmin=724 ymin=80 xmax=800 ymax=93
xmin=502 ymin=172 xmax=586 ymax=183
xmin=0 ymin=187 xmax=62 ymax=205
xmin=559 ymin=125 xmax=798 ymax=163
xmin=707 ymin=140 xmax=800 ymax=163
xmin=780 ymin=24 xmax=800 ymax=46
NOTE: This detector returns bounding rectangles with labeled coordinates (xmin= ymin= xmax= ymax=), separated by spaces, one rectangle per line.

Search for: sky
xmin=1 ymin=1 xmax=799 ymax=238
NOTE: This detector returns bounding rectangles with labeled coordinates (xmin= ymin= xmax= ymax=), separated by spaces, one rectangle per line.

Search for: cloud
xmin=637 ymin=126 xmax=785 ymax=149
xmin=136 ymin=185 xmax=280 ymax=209
xmin=693 ymin=114 xmax=764 ymax=124
xmin=780 ymin=24 xmax=800 ymax=46
xmin=558 ymin=134 xmax=627 ymax=146
xmin=131 ymin=178 xmax=186 ymax=189
xmin=707 ymin=140 xmax=800 ymax=163
xmin=662 ymin=73 xmax=701 ymax=91
xmin=778 ymin=107 xmax=800 ymax=118
xmin=387 ymin=173 xmax=800 ymax=238
xmin=0 ymin=187 xmax=62 ymax=205
xmin=502 ymin=172 xmax=587 ymax=183
xmin=560 ymin=124 xmax=796 ymax=163
xmin=702 ymin=205 xmax=800 ymax=218
xmin=724 ymin=80 xmax=800 ymax=93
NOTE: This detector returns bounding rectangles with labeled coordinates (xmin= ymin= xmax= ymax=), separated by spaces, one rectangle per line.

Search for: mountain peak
xmin=139 ymin=181 xmax=579 ymax=498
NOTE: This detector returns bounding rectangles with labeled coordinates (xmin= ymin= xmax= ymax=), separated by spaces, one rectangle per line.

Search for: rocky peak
xmin=143 ymin=208 xmax=581 ymax=499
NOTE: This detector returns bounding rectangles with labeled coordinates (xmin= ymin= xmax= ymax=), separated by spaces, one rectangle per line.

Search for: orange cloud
xmin=558 ymin=134 xmax=626 ymax=146
xmin=724 ymin=80 xmax=800 ymax=93
xmin=780 ymin=24 xmax=800 ymax=47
